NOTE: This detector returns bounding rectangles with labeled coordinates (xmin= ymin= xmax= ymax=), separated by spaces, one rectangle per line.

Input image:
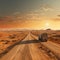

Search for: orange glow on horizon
xmin=0 ymin=19 xmax=60 ymax=30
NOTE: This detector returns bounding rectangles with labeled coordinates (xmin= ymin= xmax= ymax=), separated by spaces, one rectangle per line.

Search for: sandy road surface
xmin=0 ymin=32 xmax=59 ymax=60
xmin=41 ymin=41 xmax=60 ymax=59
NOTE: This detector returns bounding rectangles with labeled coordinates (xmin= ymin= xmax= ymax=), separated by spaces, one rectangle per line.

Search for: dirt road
xmin=0 ymin=32 xmax=60 ymax=60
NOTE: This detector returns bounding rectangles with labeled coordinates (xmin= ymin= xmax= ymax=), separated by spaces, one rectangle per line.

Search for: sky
xmin=0 ymin=0 xmax=60 ymax=30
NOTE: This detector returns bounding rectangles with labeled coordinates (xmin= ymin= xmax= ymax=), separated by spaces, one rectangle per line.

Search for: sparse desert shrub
xmin=53 ymin=35 xmax=60 ymax=37
xmin=8 ymin=34 xmax=16 ymax=39
xmin=0 ymin=40 xmax=5 ymax=42
xmin=3 ymin=40 xmax=10 ymax=44
xmin=12 ymin=40 xmax=16 ymax=42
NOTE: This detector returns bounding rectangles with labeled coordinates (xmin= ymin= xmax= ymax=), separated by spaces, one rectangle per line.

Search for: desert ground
xmin=0 ymin=30 xmax=60 ymax=60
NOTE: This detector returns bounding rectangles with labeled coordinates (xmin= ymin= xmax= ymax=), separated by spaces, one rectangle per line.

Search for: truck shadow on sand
xmin=19 ymin=40 xmax=40 ymax=44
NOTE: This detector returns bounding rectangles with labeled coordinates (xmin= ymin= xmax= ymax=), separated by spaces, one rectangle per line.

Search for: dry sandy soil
xmin=0 ymin=30 xmax=60 ymax=60
xmin=0 ymin=30 xmax=28 ymax=55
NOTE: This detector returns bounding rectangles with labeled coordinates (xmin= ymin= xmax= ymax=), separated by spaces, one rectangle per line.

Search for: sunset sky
xmin=0 ymin=0 xmax=60 ymax=30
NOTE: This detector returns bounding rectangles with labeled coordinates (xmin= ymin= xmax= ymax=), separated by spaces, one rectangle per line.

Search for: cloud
xmin=9 ymin=11 xmax=41 ymax=21
xmin=52 ymin=18 xmax=60 ymax=21
xmin=0 ymin=16 xmax=15 ymax=23
xmin=41 ymin=4 xmax=53 ymax=12
xmin=57 ymin=15 xmax=60 ymax=17
xmin=0 ymin=5 xmax=54 ymax=24
xmin=13 ymin=12 xmax=20 ymax=15
xmin=53 ymin=15 xmax=60 ymax=21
